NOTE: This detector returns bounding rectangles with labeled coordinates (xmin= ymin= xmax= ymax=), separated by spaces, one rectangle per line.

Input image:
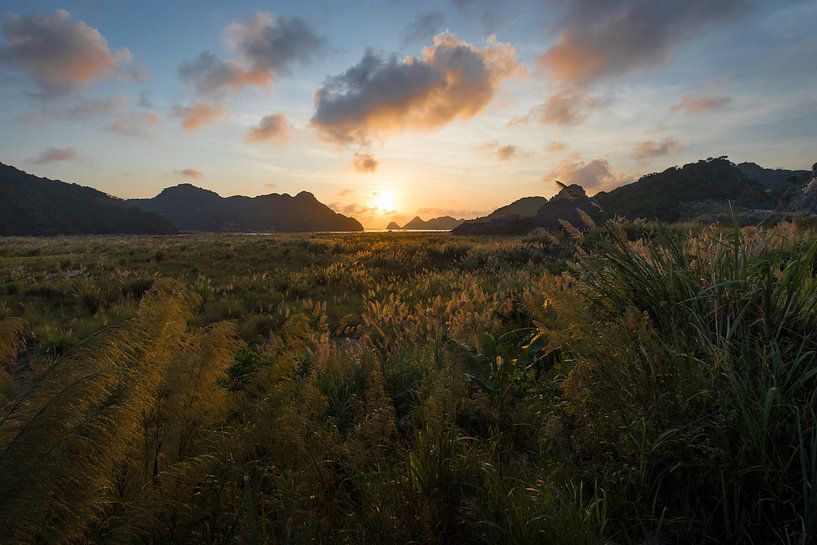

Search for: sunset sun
xmin=372 ymin=190 xmax=397 ymax=213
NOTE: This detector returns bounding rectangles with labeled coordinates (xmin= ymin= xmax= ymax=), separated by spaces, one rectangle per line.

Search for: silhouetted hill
xmin=398 ymin=216 xmax=464 ymax=230
xmin=454 ymin=186 xmax=595 ymax=235
xmin=455 ymin=158 xmax=803 ymax=235
xmin=595 ymin=158 xmax=773 ymax=222
xmin=737 ymin=162 xmax=808 ymax=200
xmin=453 ymin=196 xmax=549 ymax=235
xmin=0 ymin=163 xmax=177 ymax=236
xmin=130 ymin=184 xmax=363 ymax=232
xmin=386 ymin=221 xmax=401 ymax=230
xmin=779 ymin=163 xmax=817 ymax=213
xmin=485 ymin=196 xmax=548 ymax=220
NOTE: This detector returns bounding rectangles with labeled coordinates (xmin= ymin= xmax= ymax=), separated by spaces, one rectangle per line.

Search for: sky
xmin=1 ymin=0 xmax=815 ymax=228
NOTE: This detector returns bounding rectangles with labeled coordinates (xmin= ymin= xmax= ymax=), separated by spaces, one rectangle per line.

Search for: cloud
xmin=632 ymin=137 xmax=681 ymax=160
xmin=401 ymin=11 xmax=445 ymax=47
xmin=546 ymin=157 xmax=618 ymax=190
xmin=546 ymin=140 xmax=567 ymax=153
xmin=0 ymin=9 xmax=134 ymax=97
xmin=179 ymin=13 xmax=322 ymax=98
xmin=351 ymin=152 xmax=378 ymax=173
xmin=179 ymin=51 xmax=269 ymax=96
xmin=511 ymin=89 xmax=601 ymax=126
xmin=245 ymin=112 xmax=291 ymax=144
xmin=480 ymin=140 xmax=532 ymax=161
xmin=339 ymin=188 xmax=353 ymax=196
xmin=670 ymin=93 xmax=730 ymax=114
xmin=537 ymin=0 xmax=748 ymax=86
xmin=173 ymin=168 xmax=204 ymax=180
xmin=29 ymin=147 xmax=76 ymax=164
xmin=264 ymin=182 xmax=277 ymax=189
xmin=106 ymin=110 xmax=160 ymax=138
xmin=311 ymin=32 xmax=520 ymax=146
xmin=172 ymin=102 xmax=227 ymax=131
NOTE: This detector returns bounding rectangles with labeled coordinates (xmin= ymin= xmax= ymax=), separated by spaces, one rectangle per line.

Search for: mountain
xmin=484 ymin=196 xmax=548 ymax=220
xmin=400 ymin=216 xmax=464 ymax=230
xmin=0 ymin=163 xmax=177 ymax=236
xmin=779 ymin=163 xmax=817 ymax=213
xmin=452 ymin=196 xmax=548 ymax=235
xmin=454 ymin=158 xmax=799 ymax=235
xmin=386 ymin=221 xmax=401 ymax=230
xmin=594 ymin=158 xmax=773 ymax=222
xmin=737 ymin=162 xmax=808 ymax=199
xmin=454 ymin=186 xmax=596 ymax=235
xmin=129 ymin=184 xmax=363 ymax=232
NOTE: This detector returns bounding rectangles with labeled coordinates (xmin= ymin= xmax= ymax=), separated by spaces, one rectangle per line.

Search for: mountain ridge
xmin=129 ymin=183 xmax=363 ymax=232
xmin=0 ymin=163 xmax=177 ymax=236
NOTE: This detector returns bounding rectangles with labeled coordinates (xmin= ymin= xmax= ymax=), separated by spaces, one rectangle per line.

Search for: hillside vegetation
xmin=1 ymin=223 xmax=816 ymax=544
xmin=0 ymin=164 xmax=177 ymax=236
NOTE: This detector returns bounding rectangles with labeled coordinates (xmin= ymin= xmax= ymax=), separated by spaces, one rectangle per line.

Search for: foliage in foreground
xmin=0 ymin=225 xmax=815 ymax=544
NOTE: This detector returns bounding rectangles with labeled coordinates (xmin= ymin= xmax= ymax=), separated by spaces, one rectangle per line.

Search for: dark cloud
xmin=351 ymin=152 xmax=378 ymax=173
xmin=401 ymin=11 xmax=445 ymax=48
xmin=173 ymin=168 xmax=204 ymax=180
xmin=0 ymin=9 xmax=134 ymax=97
xmin=245 ymin=112 xmax=291 ymax=144
xmin=30 ymin=147 xmax=77 ymax=164
xmin=670 ymin=93 xmax=730 ymax=114
xmin=179 ymin=13 xmax=322 ymax=97
xmin=546 ymin=157 xmax=618 ymax=190
xmin=106 ymin=110 xmax=160 ymax=138
xmin=537 ymin=0 xmax=749 ymax=86
xmin=172 ymin=102 xmax=227 ymax=131
xmin=179 ymin=51 xmax=268 ymax=96
xmin=632 ymin=137 xmax=681 ymax=159
xmin=511 ymin=89 xmax=601 ymax=126
xmin=311 ymin=32 xmax=519 ymax=146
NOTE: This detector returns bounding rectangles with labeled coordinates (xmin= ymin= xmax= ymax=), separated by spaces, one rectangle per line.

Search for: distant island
xmin=387 ymin=216 xmax=464 ymax=230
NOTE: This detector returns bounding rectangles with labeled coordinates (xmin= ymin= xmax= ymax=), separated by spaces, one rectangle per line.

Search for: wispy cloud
xmin=632 ymin=137 xmax=681 ymax=160
xmin=29 ymin=147 xmax=77 ymax=164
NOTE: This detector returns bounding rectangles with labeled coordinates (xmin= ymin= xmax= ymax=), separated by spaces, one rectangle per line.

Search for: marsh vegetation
xmin=1 ymin=223 xmax=816 ymax=544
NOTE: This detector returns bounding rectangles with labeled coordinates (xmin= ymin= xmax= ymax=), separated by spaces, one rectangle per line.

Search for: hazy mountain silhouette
xmin=402 ymin=216 xmax=464 ymax=230
xmin=386 ymin=221 xmax=401 ymax=230
xmin=0 ymin=163 xmax=177 ymax=236
xmin=455 ymin=157 xmax=812 ymax=235
xmin=129 ymin=184 xmax=363 ymax=232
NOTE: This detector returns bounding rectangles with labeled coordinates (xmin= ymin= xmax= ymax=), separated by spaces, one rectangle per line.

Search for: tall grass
xmin=0 ymin=229 xmax=814 ymax=543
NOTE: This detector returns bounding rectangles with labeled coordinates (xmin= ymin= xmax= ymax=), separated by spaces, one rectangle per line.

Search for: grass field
xmin=1 ymin=223 xmax=816 ymax=544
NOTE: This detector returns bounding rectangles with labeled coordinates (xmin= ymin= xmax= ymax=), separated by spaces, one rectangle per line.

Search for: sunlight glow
xmin=372 ymin=190 xmax=398 ymax=214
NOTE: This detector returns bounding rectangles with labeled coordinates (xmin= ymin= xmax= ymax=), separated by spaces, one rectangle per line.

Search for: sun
xmin=372 ymin=190 xmax=397 ymax=213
